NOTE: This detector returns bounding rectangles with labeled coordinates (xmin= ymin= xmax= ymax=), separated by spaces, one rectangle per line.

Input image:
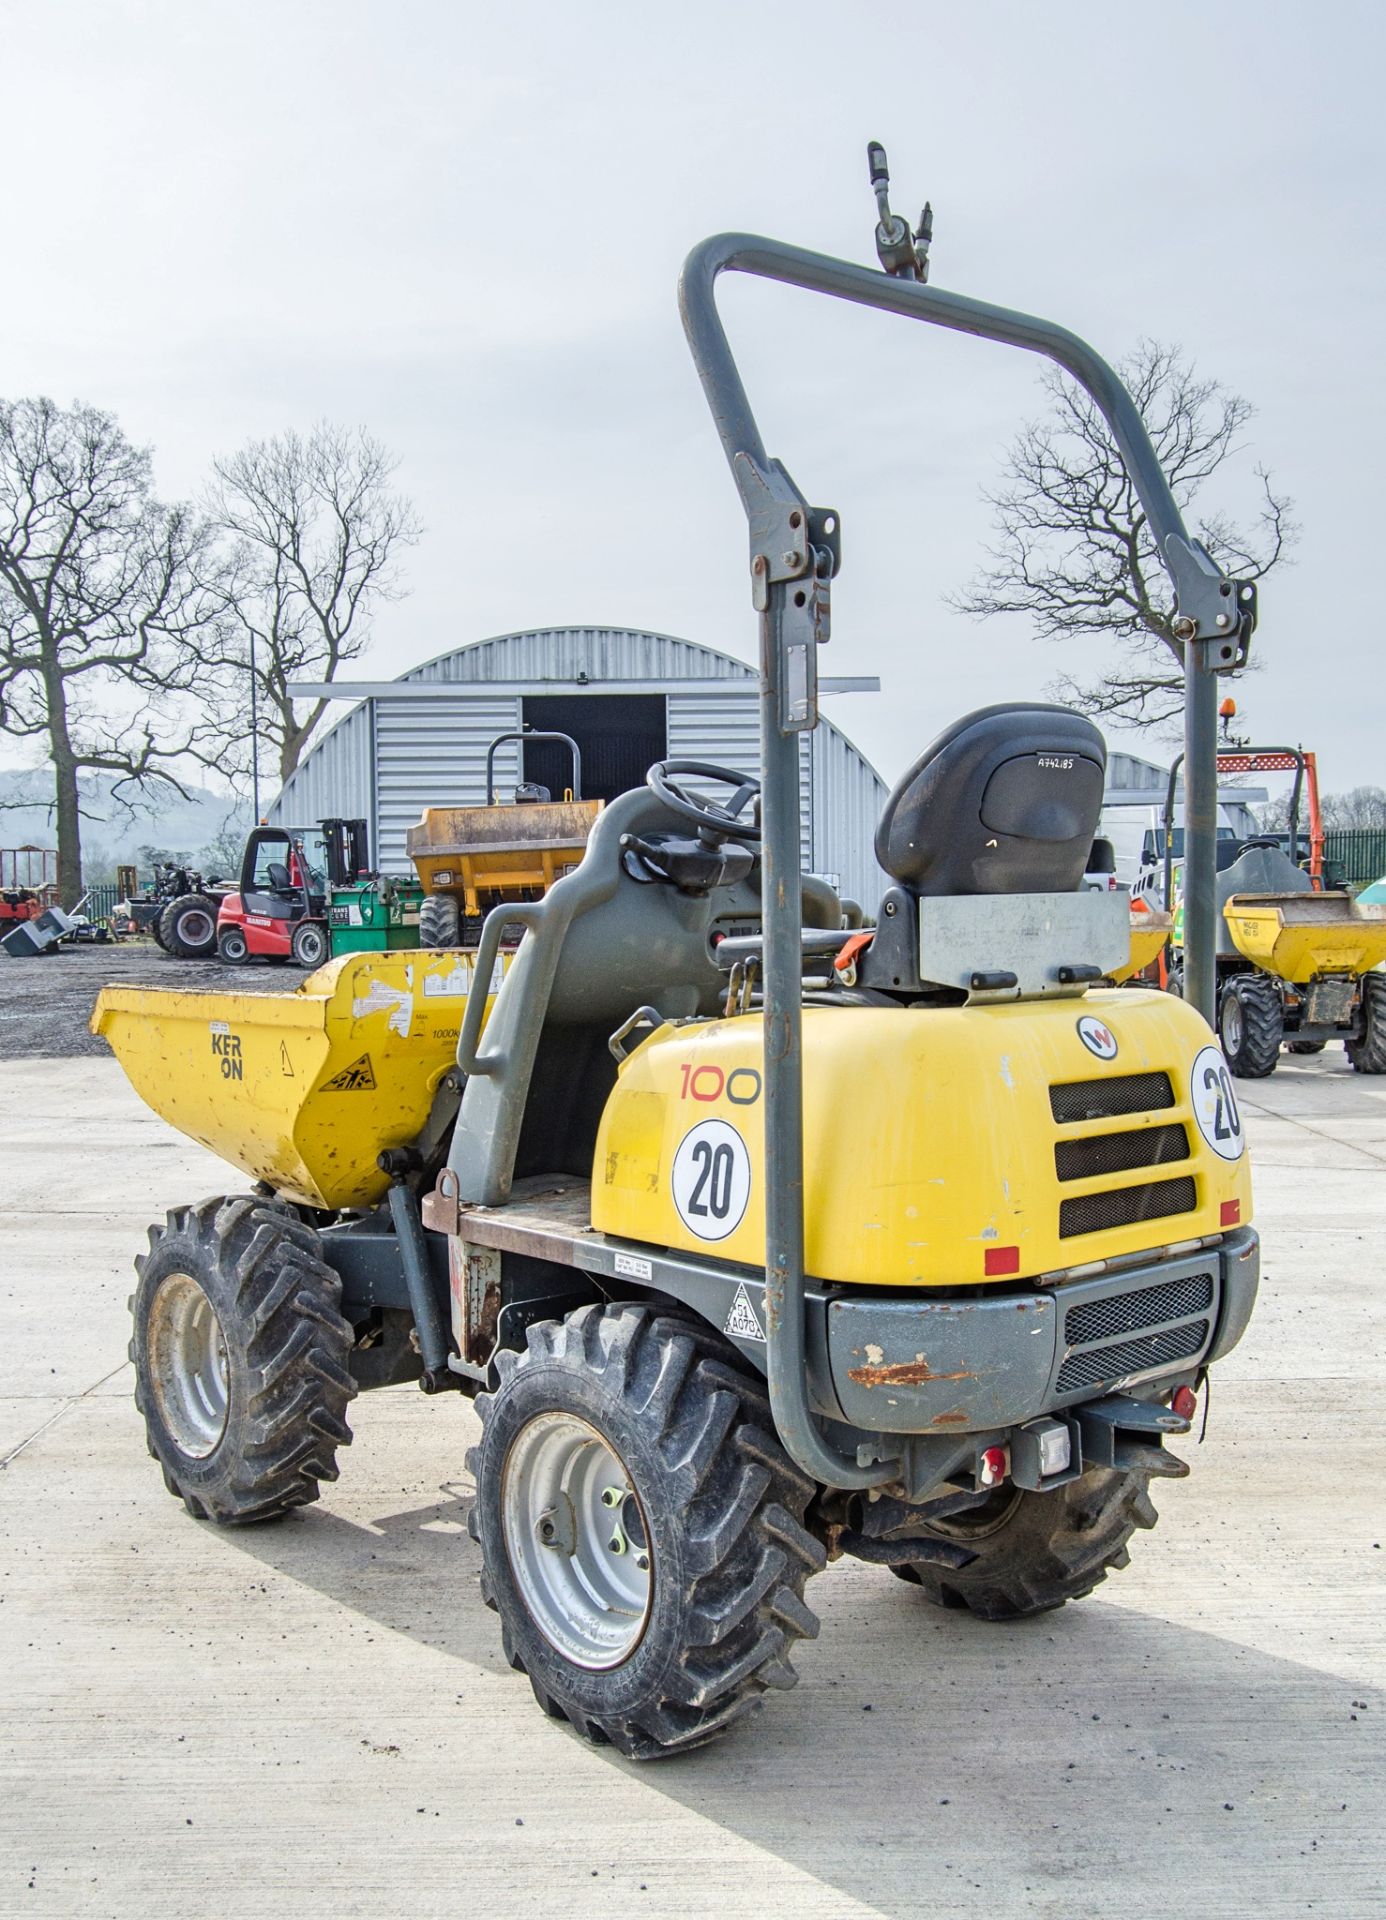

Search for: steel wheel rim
xmin=1222 ymin=995 xmax=1243 ymax=1054
xmin=148 ymin=1271 xmax=229 ymax=1459
xmin=176 ymin=908 xmax=214 ymax=946
xmin=500 ymin=1412 xmax=652 ymax=1670
xmin=298 ymin=928 xmax=326 ymax=963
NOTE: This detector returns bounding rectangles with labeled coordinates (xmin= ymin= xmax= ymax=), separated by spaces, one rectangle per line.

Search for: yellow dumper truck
xmin=95 ymin=151 xmax=1261 ymax=1757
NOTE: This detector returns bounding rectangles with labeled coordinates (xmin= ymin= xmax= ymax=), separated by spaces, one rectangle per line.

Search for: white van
xmin=1101 ymin=791 xmax=1265 ymax=895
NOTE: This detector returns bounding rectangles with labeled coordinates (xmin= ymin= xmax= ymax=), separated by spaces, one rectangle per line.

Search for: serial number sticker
xmin=671 ymin=1119 xmax=752 ymax=1243
xmin=209 ymin=1019 xmax=230 ymax=1035
xmin=1190 ymin=1043 xmax=1245 ymax=1161
xmin=613 ymin=1252 xmax=653 ymax=1281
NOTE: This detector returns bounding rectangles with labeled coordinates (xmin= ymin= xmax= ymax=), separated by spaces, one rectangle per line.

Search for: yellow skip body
xmin=93 ymin=949 xmax=502 ymax=1209
xmin=593 ymin=988 xmax=1251 ymax=1286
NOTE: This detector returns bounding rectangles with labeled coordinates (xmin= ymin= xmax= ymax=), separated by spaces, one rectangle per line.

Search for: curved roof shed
xmin=269 ymin=625 xmax=888 ymax=907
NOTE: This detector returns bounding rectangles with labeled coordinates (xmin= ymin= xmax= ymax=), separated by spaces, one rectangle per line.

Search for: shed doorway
xmin=522 ymin=695 xmax=667 ymax=804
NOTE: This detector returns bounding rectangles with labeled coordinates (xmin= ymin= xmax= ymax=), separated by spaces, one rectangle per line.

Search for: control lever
xmin=866 ymin=141 xmax=932 ymax=281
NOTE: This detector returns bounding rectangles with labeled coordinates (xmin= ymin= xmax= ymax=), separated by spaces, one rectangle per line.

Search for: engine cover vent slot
xmin=1058 ymin=1174 xmax=1197 ymax=1239
xmin=1049 ymin=1072 xmax=1175 ymax=1124
xmin=1055 ymin=1123 xmax=1189 ymax=1182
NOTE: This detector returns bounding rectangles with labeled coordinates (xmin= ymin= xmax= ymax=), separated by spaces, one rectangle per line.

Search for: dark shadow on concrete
xmin=222 ymin=1475 xmax=1384 ymax=1919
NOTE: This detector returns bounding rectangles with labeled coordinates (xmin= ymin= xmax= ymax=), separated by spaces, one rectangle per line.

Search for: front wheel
xmin=1219 ymin=974 xmax=1284 ymax=1078
xmin=1347 ymin=974 xmax=1386 ymax=1074
xmin=217 ymin=926 xmax=249 ymax=964
xmin=131 ymin=1196 xmax=356 ymax=1522
xmin=419 ymin=892 xmax=460 ymax=948
xmin=291 ymin=919 xmax=329 ymax=968
xmin=467 ymin=1306 xmax=825 ymax=1758
xmin=887 ymin=1468 xmax=1159 ymax=1620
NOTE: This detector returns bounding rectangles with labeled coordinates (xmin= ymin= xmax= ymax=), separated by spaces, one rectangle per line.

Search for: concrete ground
xmin=1 ymin=1051 xmax=1382 ymax=1919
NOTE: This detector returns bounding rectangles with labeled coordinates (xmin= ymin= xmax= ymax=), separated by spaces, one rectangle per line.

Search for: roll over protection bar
xmin=678 ymin=198 xmax=1256 ymax=1491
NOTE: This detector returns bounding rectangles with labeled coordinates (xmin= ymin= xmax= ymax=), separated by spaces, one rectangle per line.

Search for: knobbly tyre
xmin=97 ymin=147 xmax=1261 ymax=1759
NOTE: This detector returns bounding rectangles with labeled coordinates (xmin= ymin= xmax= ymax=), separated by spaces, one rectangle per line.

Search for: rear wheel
xmin=291 ymin=920 xmax=329 ymax=968
xmin=1164 ymin=962 xmax=1184 ymax=998
xmin=419 ymin=892 xmax=460 ymax=948
xmin=160 ymin=894 xmax=220 ymax=959
xmin=887 ymin=1468 xmax=1159 ymax=1620
xmin=1347 ymin=974 xmax=1386 ymax=1074
xmin=1287 ymin=1039 xmax=1326 ymax=1055
xmin=131 ymin=1196 xmax=356 ymax=1523
xmin=467 ymin=1305 xmax=825 ymax=1758
xmin=217 ymin=926 xmax=249 ymax=964
xmin=1219 ymin=974 xmax=1284 ymax=1078
xmin=149 ymin=908 xmax=169 ymax=950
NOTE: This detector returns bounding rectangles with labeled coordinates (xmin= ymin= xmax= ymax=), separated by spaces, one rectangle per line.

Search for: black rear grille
xmin=1050 ymin=1072 xmax=1174 ymax=1124
xmin=1055 ymin=1123 xmax=1189 ymax=1182
xmin=1057 ymin=1321 xmax=1210 ymax=1393
xmin=1065 ymin=1272 xmax=1214 ymax=1345
xmin=1058 ymin=1175 xmax=1197 ymax=1239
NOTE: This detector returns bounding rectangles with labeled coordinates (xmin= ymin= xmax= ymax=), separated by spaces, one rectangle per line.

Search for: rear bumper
xmin=823 ymin=1228 xmax=1259 ymax=1435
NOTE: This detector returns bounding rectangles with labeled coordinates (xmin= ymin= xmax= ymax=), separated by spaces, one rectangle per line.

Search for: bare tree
xmin=1323 ymin=786 xmax=1386 ymax=831
xmin=0 ymin=397 xmax=222 ymax=903
xmin=202 ymin=425 xmax=422 ymax=790
xmin=951 ymin=342 xmax=1296 ymax=728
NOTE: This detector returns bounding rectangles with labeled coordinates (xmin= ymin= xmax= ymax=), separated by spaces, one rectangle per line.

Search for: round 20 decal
xmin=671 ymin=1119 xmax=752 ymax=1241
xmin=1190 ymin=1044 xmax=1245 ymax=1161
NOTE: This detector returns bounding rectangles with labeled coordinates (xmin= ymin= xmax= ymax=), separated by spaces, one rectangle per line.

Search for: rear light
xmin=1037 ymin=1423 xmax=1071 ymax=1477
xmin=1171 ymin=1385 xmax=1198 ymax=1421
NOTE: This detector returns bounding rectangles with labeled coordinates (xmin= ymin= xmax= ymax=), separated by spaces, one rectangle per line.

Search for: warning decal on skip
xmin=321 ymin=1054 xmax=376 ymax=1092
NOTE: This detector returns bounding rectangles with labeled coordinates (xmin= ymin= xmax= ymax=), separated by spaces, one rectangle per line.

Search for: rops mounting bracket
xmin=737 ymin=452 xmax=841 ymax=732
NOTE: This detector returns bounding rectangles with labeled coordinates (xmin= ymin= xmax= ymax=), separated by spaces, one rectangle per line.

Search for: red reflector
xmin=980 ymin=1445 xmax=1008 ymax=1487
xmin=984 ymin=1245 xmax=1021 ymax=1277
xmin=1220 ymin=1199 xmax=1241 ymax=1226
xmin=1172 ymin=1385 xmax=1198 ymax=1420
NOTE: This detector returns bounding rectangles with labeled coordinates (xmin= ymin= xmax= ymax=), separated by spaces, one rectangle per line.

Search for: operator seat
xmin=875 ymin=703 xmax=1106 ymax=897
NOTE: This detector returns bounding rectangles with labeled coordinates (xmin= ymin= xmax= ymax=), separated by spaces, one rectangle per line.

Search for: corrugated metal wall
xmin=666 ymin=687 xmax=818 ymax=880
xmin=374 ymin=693 xmax=521 ymax=871
xmin=268 ymin=701 xmax=374 ymax=836
xmin=268 ymin=628 xmax=889 ymax=907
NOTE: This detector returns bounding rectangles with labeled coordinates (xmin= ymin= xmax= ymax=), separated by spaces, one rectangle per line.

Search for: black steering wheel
xmin=646 ymin=760 xmax=762 ymax=842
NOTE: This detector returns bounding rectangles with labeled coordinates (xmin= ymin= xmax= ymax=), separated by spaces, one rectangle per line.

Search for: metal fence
xmin=1324 ymin=830 xmax=1386 ymax=888
xmin=79 ymin=883 xmax=120 ymax=921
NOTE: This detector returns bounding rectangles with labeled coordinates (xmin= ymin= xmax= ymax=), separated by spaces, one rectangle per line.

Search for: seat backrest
xmin=875 ymin=703 xmax=1106 ymax=897
xmin=266 ymin=862 xmax=292 ymax=893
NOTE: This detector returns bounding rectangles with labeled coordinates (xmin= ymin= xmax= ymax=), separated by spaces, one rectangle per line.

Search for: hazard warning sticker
xmin=320 ymin=1053 xmax=376 ymax=1092
xmin=723 ymin=1285 xmax=765 ymax=1343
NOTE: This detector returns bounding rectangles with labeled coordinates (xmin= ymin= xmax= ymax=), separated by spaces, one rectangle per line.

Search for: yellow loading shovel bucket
xmin=92 ymin=950 xmax=503 ymax=1210
xmin=1108 ymin=903 xmax=1172 ymax=984
xmin=1223 ymin=892 xmax=1386 ymax=985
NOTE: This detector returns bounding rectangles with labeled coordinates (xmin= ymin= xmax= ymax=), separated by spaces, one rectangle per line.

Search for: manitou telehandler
xmin=96 ymin=147 xmax=1261 ymax=1758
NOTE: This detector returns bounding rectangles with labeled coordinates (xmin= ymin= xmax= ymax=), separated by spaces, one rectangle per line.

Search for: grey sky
xmin=4 ymin=0 xmax=1382 ymax=796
